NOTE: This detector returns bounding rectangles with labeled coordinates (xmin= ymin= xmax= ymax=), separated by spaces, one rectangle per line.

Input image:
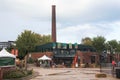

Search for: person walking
xmin=112 ymin=60 xmax=116 ymax=76
xmin=112 ymin=60 xmax=116 ymax=70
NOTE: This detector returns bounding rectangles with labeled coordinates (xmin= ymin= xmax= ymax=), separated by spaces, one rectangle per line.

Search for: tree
xmin=107 ymin=40 xmax=118 ymax=49
xmin=117 ymin=42 xmax=120 ymax=52
xmin=81 ymin=37 xmax=92 ymax=46
xmin=106 ymin=40 xmax=119 ymax=52
xmin=92 ymin=36 xmax=106 ymax=53
xmin=16 ymin=30 xmax=51 ymax=59
xmin=42 ymin=35 xmax=52 ymax=44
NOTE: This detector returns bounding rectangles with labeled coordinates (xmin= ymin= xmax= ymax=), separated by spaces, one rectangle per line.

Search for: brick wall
xmin=30 ymin=52 xmax=53 ymax=60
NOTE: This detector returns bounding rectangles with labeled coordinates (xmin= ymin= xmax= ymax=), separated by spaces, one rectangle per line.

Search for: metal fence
xmin=101 ymin=62 xmax=120 ymax=76
xmin=101 ymin=63 xmax=112 ymax=74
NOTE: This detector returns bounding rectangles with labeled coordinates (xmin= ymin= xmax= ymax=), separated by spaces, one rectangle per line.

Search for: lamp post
xmin=100 ymin=54 xmax=102 ymax=72
xmin=109 ymin=45 xmax=116 ymax=63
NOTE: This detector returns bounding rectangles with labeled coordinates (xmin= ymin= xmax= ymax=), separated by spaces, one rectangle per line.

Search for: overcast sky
xmin=0 ymin=0 xmax=120 ymax=43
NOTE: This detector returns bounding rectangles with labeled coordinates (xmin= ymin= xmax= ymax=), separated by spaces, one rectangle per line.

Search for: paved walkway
xmin=28 ymin=65 xmax=120 ymax=80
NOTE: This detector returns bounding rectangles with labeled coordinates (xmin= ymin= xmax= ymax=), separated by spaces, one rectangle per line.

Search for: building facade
xmin=30 ymin=42 xmax=98 ymax=67
xmin=0 ymin=41 xmax=15 ymax=49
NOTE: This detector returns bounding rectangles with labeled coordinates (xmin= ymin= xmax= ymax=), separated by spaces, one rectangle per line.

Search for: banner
xmin=11 ymin=49 xmax=18 ymax=57
xmin=74 ymin=43 xmax=78 ymax=49
xmin=0 ymin=57 xmax=15 ymax=67
xmin=11 ymin=49 xmax=15 ymax=55
xmin=53 ymin=43 xmax=56 ymax=49
xmin=69 ymin=43 xmax=72 ymax=49
xmin=57 ymin=43 xmax=61 ymax=48
xmin=15 ymin=49 xmax=18 ymax=56
xmin=62 ymin=43 xmax=67 ymax=49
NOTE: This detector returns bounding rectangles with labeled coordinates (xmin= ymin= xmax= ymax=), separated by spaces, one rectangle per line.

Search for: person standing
xmin=112 ymin=60 xmax=116 ymax=69
xmin=112 ymin=60 xmax=116 ymax=76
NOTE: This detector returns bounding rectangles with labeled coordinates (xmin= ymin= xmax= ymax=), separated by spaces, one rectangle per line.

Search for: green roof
xmin=35 ymin=42 xmax=96 ymax=52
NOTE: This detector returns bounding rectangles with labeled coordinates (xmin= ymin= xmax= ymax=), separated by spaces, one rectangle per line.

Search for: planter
xmin=95 ymin=73 xmax=107 ymax=78
xmin=80 ymin=64 xmax=85 ymax=68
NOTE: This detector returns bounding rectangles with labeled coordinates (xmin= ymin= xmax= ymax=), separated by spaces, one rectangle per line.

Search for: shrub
xmin=3 ymin=69 xmax=33 ymax=79
xmin=3 ymin=70 xmax=25 ymax=79
xmin=27 ymin=69 xmax=33 ymax=75
xmin=27 ymin=58 xmax=34 ymax=64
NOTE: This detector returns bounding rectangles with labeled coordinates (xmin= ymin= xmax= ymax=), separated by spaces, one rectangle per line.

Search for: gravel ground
xmin=28 ymin=64 xmax=120 ymax=80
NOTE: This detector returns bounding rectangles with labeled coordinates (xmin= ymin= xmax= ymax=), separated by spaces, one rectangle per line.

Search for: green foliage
xmin=27 ymin=69 xmax=33 ymax=75
xmin=3 ymin=69 xmax=33 ymax=79
xmin=92 ymin=36 xmax=106 ymax=53
xmin=42 ymin=35 xmax=52 ymax=44
xmin=16 ymin=30 xmax=51 ymax=59
xmin=107 ymin=40 xmax=118 ymax=51
xmin=81 ymin=36 xmax=120 ymax=53
xmin=82 ymin=37 xmax=92 ymax=46
xmin=117 ymin=44 xmax=120 ymax=52
xmin=27 ymin=57 xmax=34 ymax=64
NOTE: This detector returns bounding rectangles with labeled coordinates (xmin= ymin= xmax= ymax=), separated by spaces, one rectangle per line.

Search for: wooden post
xmin=0 ymin=68 xmax=3 ymax=80
xmin=25 ymin=55 xmax=27 ymax=70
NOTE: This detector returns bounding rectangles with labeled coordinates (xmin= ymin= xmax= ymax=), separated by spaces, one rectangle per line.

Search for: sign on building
xmin=74 ymin=43 xmax=78 ymax=49
xmin=69 ymin=43 xmax=72 ymax=49
xmin=57 ymin=43 xmax=61 ymax=48
xmin=62 ymin=43 xmax=67 ymax=49
xmin=53 ymin=43 xmax=56 ymax=49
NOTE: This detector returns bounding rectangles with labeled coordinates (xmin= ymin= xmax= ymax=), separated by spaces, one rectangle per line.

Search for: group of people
xmin=39 ymin=60 xmax=52 ymax=68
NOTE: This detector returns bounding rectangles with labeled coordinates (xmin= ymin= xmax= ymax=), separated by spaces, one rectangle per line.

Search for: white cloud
xmin=105 ymin=21 xmax=120 ymax=41
xmin=55 ymin=0 xmax=120 ymax=23
xmin=2 ymin=0 xmax=120 ymax=22
xmin=0 ymin=0 xmax=120 ymax=42
xmin=57 ymin=21 xmax=120 ymax=43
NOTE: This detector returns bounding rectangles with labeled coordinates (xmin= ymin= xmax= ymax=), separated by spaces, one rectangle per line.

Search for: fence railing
xmin=101 ymin=63 xmax=112 ymax=74
xmin=101 ymin=63 xmax=120 ymax=76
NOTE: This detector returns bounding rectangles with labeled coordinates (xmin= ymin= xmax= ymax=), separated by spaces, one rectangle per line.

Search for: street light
xmin=107 ymin=43 xmax=114 ymax=63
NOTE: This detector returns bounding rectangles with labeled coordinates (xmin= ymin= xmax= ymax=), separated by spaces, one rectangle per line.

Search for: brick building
xmin=30 ymin=42 xmax=98 ymax=67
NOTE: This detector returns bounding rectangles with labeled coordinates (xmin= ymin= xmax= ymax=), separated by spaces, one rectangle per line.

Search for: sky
xmin=0 ymin=0 xmax=120 ymax=43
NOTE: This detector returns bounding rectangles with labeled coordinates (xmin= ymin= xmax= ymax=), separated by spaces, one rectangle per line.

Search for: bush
xmin=95 ymin=73 xmax=107 ymax=78
xmin=3 ymin=69 xmax=33 ymax=79
xmin=27 ymin=69 xmax=33 ymax=75
xmin=27 ymin=58 xmax=34 ymax=64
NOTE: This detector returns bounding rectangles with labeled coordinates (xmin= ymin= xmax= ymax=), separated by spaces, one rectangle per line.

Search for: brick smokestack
xmin=52 ymin=5 xmax=56 ymax=42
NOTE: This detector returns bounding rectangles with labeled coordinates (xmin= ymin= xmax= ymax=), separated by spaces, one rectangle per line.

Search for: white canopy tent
xmin=38 ymin=55 xmax=51 ymax=61
xmin=0 ymin=48 xmax=16 ymax=58
xmin=0 ymin=48 xmax=16 ymax=67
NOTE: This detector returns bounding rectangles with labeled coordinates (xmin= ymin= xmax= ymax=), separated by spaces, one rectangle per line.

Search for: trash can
xmin=116 ymin=69 xmax=120 ymax=78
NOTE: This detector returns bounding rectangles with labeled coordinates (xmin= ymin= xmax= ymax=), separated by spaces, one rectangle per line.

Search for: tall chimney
xmin=52 ymin=5 xmax=56 ymax=42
